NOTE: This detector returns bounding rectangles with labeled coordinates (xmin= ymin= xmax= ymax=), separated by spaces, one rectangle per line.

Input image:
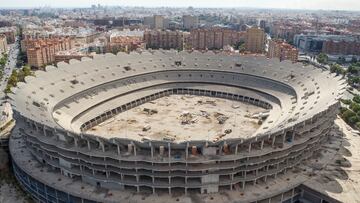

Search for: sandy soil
xmin=89 ymin=94 xmax=265 ymax=142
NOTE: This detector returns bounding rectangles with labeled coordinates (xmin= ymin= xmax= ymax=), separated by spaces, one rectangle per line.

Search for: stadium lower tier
xmin=10 ymin=102 xmax=338 ymax=202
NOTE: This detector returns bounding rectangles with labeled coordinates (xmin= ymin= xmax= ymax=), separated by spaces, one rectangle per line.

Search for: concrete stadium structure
xmin=8 ymin=50 xmax=346 ymax=203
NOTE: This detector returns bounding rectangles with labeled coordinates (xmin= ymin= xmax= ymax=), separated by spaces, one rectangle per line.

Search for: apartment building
xmin=189 ymin=28 xmax=245 ymax=50
xmin=183 ymin=15 xmax=199 ymax=30
xmin=0 ymin=34 xmax=7 ymax=53
xmin=108 ymin=30 xmax=145 ymax=53
xmin=144 ymin=30 xmax=186 ymax=50
xmin=322 ymin=39 xmax=360 ymax=56
xmin=245 ymin=27 xmax=266 ymax=53
xmin=267 ymin=39 xmax=299 ymax=62
xmin=23 ymin=37 xmax=74 ymax=68
xmin=0 ymin=27 xmax=16 ymax=44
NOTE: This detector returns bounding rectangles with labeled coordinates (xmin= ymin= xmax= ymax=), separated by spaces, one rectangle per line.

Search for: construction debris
xmin=199 ymin=110 xmax=210 ymax=118
xmin=197 ymin=100 xmax=217 ymax=106
xmin=250 ymin=111 xmax=270 ymax=119
xmin=214 ymin=112 xmax=229 ymax=124
xmin=179 ymin=111 xmax=198 ymax=125
xmin=231 ymin=104 xmax=240 ymax=109
xmin=143 ymin=108 xmax=158 ymax=115
xmin=142 ymin=125 xmax=151 ymax=132
xmin=224 ymin=129 xmax=232 ymax=134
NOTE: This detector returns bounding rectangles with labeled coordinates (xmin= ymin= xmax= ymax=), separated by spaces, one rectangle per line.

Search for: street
xmin=0 ymin=37 xmax=19 ymax=101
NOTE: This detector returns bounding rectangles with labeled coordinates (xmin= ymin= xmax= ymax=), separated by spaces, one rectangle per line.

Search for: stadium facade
xmin=9 ymin=51 xmax=346 ymax=203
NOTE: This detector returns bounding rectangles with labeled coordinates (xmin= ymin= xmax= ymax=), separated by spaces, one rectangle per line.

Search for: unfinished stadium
xmin=8 ymin=51 xmax=347 ymax=203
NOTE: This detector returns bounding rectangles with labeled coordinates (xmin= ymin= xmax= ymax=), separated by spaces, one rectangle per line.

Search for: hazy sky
xmin=1 ymin=0 xmax=360 ymax=11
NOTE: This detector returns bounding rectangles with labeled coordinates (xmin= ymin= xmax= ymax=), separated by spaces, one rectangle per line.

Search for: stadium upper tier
xmin=9 ymin=50 xmax=346 ymax=144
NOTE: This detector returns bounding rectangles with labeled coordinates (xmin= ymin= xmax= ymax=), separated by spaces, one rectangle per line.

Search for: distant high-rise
xmin=154 ymin=15 xmax=164 ymax=29
xmin=245 ymin=27 xmax=266 ymax=53
xmin=144 ymin=15 xmax=165 ymax=29
xmin=183 ymin=15 xmax=199 ymax=30
xmin=143 ymin=16 xmax=154 ymax=28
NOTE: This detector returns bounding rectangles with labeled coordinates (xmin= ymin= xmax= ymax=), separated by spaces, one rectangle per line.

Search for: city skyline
xmin=1 ymin=0 xmax=360 ymax=11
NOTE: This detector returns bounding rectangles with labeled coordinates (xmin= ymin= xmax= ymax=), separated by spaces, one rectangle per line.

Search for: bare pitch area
xmin=89 ymin=95 xmax=265 ymax=142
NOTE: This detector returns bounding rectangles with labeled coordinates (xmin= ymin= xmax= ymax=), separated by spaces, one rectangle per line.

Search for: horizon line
xmin=0 ymin=5 xmax=359 ymax=12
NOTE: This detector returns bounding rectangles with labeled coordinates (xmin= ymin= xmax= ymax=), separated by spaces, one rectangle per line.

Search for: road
xmin=0 ymin=37 xmax=19 ymax=101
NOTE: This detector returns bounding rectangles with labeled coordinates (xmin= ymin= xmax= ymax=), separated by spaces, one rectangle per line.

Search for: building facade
xmin=144 ymin=30 xmax=186 ymax=50
xmin=322 ymin=40 xmax=360 ymax=56
xmin=245 ymin=27 xmax=266 ymax=53
xmin=22 ymin=37 xmax=74 ymax=68
xmin=0 ymin=27 xmax=16 ymax=44
xmin=108 ymin=30 xmax=145 ymax=53
xmin=189 ymin=28 xmax=245 ymax=50
xmin=267 ymin=39 xmax=299 ymax=62
xmin=154 ymin=15 xmax=164 ymax=29
xmin=0 ymin=34 xmax=7 ymax=53
xmin=183 ymin=15 xmax=199 ymax=30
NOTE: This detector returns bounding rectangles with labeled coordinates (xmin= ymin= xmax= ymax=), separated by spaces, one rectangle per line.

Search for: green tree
xmin=337 ymin=56 xmax=346 ymax=64
xmin=317 ymin=53 xmax=328 ymax=64
xmin=341 ymin=109 xmax=356 ymax=123
xmin=354 ymin=95 xmax=360 ymax=103
xmin=350 ymin=102 xmax=360 ymax=113
xmin=351 ymin=56 xmax=358 ymax=64
xmin=341 ymin=99 xmax=352 ymax=105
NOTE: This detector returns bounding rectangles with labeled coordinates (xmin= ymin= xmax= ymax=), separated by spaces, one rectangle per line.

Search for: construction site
xmin=7 ymin=51 xmax=353 ymax=203
xmin=91 ymin=95 xmax=264 ymax=142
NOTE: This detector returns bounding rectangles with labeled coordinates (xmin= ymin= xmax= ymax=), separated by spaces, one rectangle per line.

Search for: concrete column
xmin=133 ymin=142 xmax=137 ymax=156
xmin=117 ymin=145 xmax=121 ymax=156
xmin=292 ymin=131 xmax=295 ymax=142
xmin=235 ymin=144 xmax=238 ymax=155
xmin=185 ymin=142 xmax=189 ymax=160
xmin=74 ymin=138 xmax=78 ymax=147
xmin=261 ymin=140 xmax=264 ymax=149
xmin=150 ymin=143 xmax=154 ymax=158
xmin=248 ymin=143 xmax=252 ymax=153
xmin=282 ymin=133 xmax=286 ymax=144
xmin=87 ymin=140 xmax=91 ymax=150
xmin=272 ymin=136 xmax=276 ymax=147
xmin=168 ymin=143 xmax=171 ymax=165
xmin=99 ymin=141 xmax=105 ymax=152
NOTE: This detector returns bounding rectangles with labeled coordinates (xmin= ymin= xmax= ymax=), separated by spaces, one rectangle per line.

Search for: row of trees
xmin=340 ymin=95 xmax=360 ymax=129
xmin=0 ymin=53 xmax=8 ymax=80
xmin=4 ymin=66 xmax=33 ymax=94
